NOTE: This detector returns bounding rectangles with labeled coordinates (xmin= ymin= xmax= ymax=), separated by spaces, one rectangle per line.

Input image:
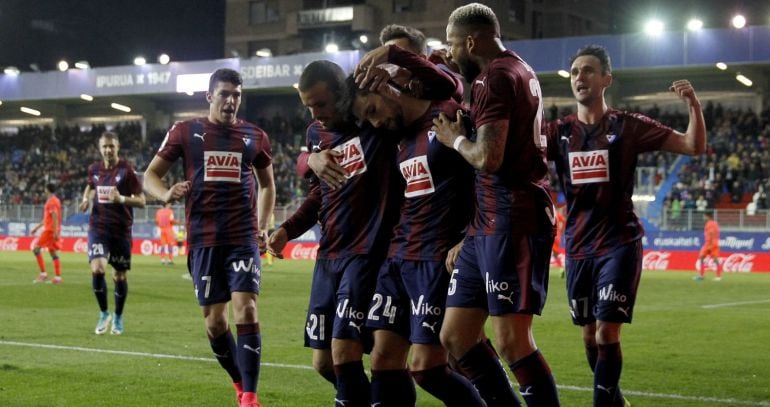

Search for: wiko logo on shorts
xmin=598 ymin=283 xmax=627 ymax=302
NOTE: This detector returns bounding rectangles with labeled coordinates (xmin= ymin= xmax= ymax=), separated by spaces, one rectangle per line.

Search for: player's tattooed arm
xmin=432 ymin=111 xmax=508 ymax=172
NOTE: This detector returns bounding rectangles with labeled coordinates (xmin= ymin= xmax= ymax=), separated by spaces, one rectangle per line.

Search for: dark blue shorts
xmin=446 ymin=231 xmax=552 ymax=316
xmin=88 ymin=229 xmax=132 ymax=271
xmin=188 ymin=245 xmax=261 ymax=306
xmin=566 ymin=240 xmax=643 ymax=325
xmin=366 ymin=258 xmax=449 ymax=345
xmin=304 ymin=255 xmax=380 ymax=350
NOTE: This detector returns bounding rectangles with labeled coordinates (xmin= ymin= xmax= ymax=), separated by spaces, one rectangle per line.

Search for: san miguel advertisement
xmin=1 ymin=221 xmax=767 ymax=272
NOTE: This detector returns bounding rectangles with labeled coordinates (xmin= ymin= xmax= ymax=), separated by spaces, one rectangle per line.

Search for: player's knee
xmin=312 ymin=351 xmax=333 ymax=374
xmin=33 ymin=247 xmax=41 ymax=256
xmin=595 ymin=322 xmax=621 ymax=344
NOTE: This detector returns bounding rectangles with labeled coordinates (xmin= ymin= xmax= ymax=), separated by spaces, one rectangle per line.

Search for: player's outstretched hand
xmin=267 ymin=227 xmax=288 ymax=260
xmin=309 ymin=150 xmax=346 ymax=190
xmin=432 ymin=109 xmax=465 ymax=149
xmin=257 ymin=230 xmax=269 ymax=255
xmin=164 ymin=181 xmax=191 ymax=203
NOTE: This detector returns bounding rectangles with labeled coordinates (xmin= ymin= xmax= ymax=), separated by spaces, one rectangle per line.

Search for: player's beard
xmin=456 ymin=57 xmax=481 ymax=84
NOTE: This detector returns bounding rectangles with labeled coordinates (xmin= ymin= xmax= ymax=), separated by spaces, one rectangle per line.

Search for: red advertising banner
xmin=3 ymin=236 xmax=768 ymax=273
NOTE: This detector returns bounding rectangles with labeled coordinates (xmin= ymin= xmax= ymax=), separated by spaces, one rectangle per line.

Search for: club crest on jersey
xmin=400 ymin=155 xmax=435 ymax=198
xmin=333 ymin=137 xmax=367 ymax=179
xmin=204 ymin=151 xmax=242 ymax=183
xmin=606 ymin=133 xmax=617 ymax=143
xmin=569 ymin=150 xmax=609 ymax=184
xmin=427 ymin=130 xmax=437 ymax=143
xmin=96 ymin=186 xmax=117 ymax=204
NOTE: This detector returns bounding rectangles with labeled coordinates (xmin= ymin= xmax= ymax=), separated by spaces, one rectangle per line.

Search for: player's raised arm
xmin=660 ymin=80 xmax=706 ymax=156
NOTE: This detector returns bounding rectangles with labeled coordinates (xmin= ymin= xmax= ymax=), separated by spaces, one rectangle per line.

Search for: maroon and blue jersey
xmin=469 ymin=50 xmax=553 ymax=236
xmin=86 ymin=159 xmax=142 ymax=238
xmin=157 ymin=117 xmax=272 ymax=250
xmin=546 ymin=110 xmax=672 ymax=259
xmin=281 ymin=121 xmax=401 ymax=260
xmin=388 ymin=99 xmax=474 ymax=260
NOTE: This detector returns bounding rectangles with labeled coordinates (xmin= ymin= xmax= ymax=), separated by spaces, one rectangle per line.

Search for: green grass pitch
xmin=1 ymin=251 xmax=768 ymax=406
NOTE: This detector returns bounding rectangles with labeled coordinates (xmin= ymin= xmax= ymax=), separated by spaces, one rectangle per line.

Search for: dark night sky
xmin=1 ymin=0 xmax=768 ymax=73
xmin=0 ymin=0 xmax=225 ymax=72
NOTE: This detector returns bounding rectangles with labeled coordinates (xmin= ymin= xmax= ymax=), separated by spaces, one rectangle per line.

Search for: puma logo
xmin=348 ymin=321 xmax=363 ymax=334
xmin=194 ymin=133 xmax=205 ymax=141
xmin=421 ymin=321 xmax=438 ymax=334
xmin=497 ymin=292 xmax=516 ymax=305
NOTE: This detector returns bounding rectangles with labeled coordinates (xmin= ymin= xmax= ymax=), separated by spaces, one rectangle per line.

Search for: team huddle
xmin=27 ymin=3 xmax=707 ymax=407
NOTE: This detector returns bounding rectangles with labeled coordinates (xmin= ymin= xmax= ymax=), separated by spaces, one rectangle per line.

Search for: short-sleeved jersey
xmin=388 ymin=99 xmax=474 ymax=260
xmin=281 ymin=121 xmax=401 ymax=260
xmin=155 ymin=207 xmax=175 ymax=229
xmin=157 ymin=117 xmax=272 ymax=249
xmin=469 ymin=50 xmax=553 ymax=236
xmin=43 ymin=195 xmax=62 ymax=233
xmin=704 ymin=220 xmax=719 ymax=247
xmin=546 ymin=110 xmax=673 ymax=258
xmin=86 ymin=159 xmax=143 ymax=238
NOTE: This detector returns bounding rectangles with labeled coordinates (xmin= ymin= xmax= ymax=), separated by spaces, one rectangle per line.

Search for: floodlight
xmin=57 ymin=60 xmax=69 ymax=71
xmin=644 ymin=19 xmax=664 ymax=36
xmin=426 ymin=38 xmax=443 ymax=48
xmin=21 ymin=106 xmax=42 ymax=116
xmin=80 ymin=94 xmax=94 ymax=101
xmin=158 ymin=54 xmax=171 ymax=65
xmin=255 ymin=48 xmax=272 ymax=57
xmin=3 ymin=66 xmax=20 ymax=75
xmin=325 ymin=43 xmax=339 ymax=53
xmin=111 ymin=103 xmax=132 ymax=113
xmin=557 ymin=70 xmax=570 ymax=78
xmin=133 ymin=56 xmax=147 ymax=66
xmin=359 ymin=35 xmax=368 ymax=44
xmin=731 ymin=15 xmax=746 ymax=29
xmin=735 ymin=74 xmax=752 ymax=87
xmin=75 ymin=61 xmax=90 ymax=69
xmin=715 ymin=62 xmax=727 ymax=70
xmin=687 ymin=18 xmax=703 ymax=31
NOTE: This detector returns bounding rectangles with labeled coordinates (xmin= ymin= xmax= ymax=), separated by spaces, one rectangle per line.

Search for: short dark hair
xmin=448 ymin=3 xmax=500 ymax=38
xmin=570 ymin=45 xmax=612 ymax=74
xmin=100 ymin=131 xmax=120 ymax=144
xmin=298 ymin=60 xmax=346 ymax=94
xmin=379 ymin=24 xmax=427 ymax=55
xmin=209 ymin=68 xmax=243 ymax=93
xmin=45 ymin=183 xmax=57 ymax=194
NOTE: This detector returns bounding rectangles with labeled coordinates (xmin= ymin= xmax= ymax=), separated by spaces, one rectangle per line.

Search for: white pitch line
xmin=558 ymin=385 xmax=769 ymax=406
xmin=702 ymin=299 xmax=770 ymax=309
xmin=0 ymin=340 xmax=312 ymax=370
xmin=1 ymin=340 xmax=768 ymax=406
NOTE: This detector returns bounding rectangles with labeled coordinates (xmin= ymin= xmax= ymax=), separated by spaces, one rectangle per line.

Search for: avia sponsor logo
xmin=410 ymin=295 xmax=442 ymax=316
xmin=73 ymin=238 xmax=89 ymax=253
xmin=204 ymin=151 xmax=242 ymax=183
xmin=653 ymin=236 xmax=700 ymax=248
xmin=485 ymin=272 xmax=509 ymax=293
xmin=400 ymin=155 xmax=435 ymax=198
xmin=762 ymin=237 xmax=770 ymax=250
xmin=333 ymin=137 xmax=367 ymax=178
xmin=643 ymin=251 xmax=670 ymax=270
xmin=0 ymin=236 xmax=20 ymax=251
xmin=598 ymin=283 xmax=627 ymax=303
xmin=336 ymin=298 xmax=366 ymax=320
xmin=568 ymin=150 xmax=609 ymax=184
xmin=96 ymin=186 xmax=117 ymax=204
xmin=289 ymin=243 xmax=319 ymax=260
xmin=720 ymin=236 xmax=754 ymax=250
